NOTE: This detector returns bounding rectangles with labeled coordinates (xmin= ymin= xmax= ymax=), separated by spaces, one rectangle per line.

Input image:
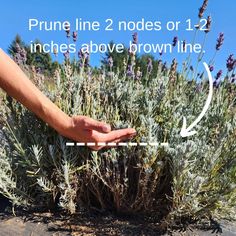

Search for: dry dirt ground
xmin=1 ymin=212 xmax=236 ymax=236
xmin=0 ymin=202 xmax=236 ymax=236
xmin=0 ymin=197 xmax=236 ymax=236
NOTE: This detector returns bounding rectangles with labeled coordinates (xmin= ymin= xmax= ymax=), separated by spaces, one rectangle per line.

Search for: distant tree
xmin=101 ymin=41 xmax=160 ymax=78
xmin=8 ymin=34 xmax=26 ymax=56
xmin=26 ymin=39 xmax=54 ymax=75
xmin=8 ymin=35 xmax=57 ymax=76
xmin=136 ymin=54 xmax=159 ymax=77
xmin=101 ymin=41 xmax=129 ymax=73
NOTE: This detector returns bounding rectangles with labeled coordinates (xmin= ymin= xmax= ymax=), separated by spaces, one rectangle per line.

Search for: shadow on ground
xmin=0 ymin=195 xmax=236 ymax=236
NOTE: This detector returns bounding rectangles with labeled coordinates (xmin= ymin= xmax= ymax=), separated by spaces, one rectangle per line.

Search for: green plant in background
xmin=0 ymin=0 xmax=235 ymax=229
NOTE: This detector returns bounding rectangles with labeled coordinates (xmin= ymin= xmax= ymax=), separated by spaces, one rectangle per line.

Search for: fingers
xmin=89 ymin=131 xmax=136 ymax=151
xmin=99 ymin=128 xmax=136 ymax=142
xmin=83 ymin=117 xmax=111 ymax=133
xmin=71 ymin=116 xmax=136 ymax=150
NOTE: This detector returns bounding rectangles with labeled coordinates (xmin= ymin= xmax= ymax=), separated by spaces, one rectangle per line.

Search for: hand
xmin=63 ymin=115 xmax=136 ymax=150
xmin=0 ymin=49 xmax=136 ymax=150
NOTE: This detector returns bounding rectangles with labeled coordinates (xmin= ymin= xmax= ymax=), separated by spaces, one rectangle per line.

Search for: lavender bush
xmin=0 ymin=52 xmax=235 ymax=224
xmin=0 ymin=0 xmax=235 ymax=228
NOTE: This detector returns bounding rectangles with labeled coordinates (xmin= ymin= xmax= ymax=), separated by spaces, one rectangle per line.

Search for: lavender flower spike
xmin=64 ymin=22 xmax=70 ymax=38
xmin=63 ymin=50 xmax=70 ymax=61
xmin=172 ymin=36 xmax=178 ymax=47
xmin=198 ymin=0 xmax=208 ymax=18
xmin=208 ymin=65 xmax=214 ymax=72
xmin=132 ymin=32 xmax=138 ymax=45
xmin=215 ymin=70 xmax=223 ymax=80
xmin=216 ymin=33 xmax=224 ymax=50
xmin=147 ymin=58 xmax=153 ymax=74
xmin=108 ymin=56 xmax=113 ymax=68
xmin=226 ymin=54 xmax=236 ymax=72
xmin=72 ymin=31 xmax=78 ymax=42
xmin=205 ymin=16 xmax=212 ymax=33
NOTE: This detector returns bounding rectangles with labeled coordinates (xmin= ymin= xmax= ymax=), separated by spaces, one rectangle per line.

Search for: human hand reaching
xmin=0 ymin=49 xmax=136 ymax=151
xmin=63 ymin=115 xmax=136 ymax=150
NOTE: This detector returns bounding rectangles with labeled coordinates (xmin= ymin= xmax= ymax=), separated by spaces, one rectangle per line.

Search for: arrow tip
xmin=180 ymin=117 xmax=197 ymax=137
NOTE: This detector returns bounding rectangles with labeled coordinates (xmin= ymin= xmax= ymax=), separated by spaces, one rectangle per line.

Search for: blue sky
xmin=0 ymin=0 xmax=235 ymax=75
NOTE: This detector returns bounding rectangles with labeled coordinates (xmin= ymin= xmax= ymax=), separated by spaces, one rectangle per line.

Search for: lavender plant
xmin=0 ymin=51 xmax=235 ymax=223
xmin=0 ymin=0 xmax=235 ymax=227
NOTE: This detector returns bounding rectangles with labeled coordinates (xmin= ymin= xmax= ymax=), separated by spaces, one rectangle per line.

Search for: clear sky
xmin=0 ymin=0 xmax=235 ymax=75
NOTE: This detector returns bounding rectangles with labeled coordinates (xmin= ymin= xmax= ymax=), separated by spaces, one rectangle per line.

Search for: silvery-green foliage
xmin=0 ymin=145 xmax=27 ymax=206
xmin=0 ymin=62 xmax=235 ymax=224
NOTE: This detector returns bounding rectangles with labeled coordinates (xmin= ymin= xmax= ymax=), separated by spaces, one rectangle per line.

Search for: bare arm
xmin=0 ymin=49 xmax=136 ymax=150
xmin=0 ymin=48 xmax=72 ymax=135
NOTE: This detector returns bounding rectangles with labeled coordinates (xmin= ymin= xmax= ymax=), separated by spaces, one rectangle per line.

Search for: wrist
xmin=55 ymin=114 xmax=74 ymax=138
xmin=40 ymin=100 xmax=73 ymax=138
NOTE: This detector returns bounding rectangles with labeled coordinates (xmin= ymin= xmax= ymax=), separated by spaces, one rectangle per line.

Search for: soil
xmin=0 ymin=196 xmax=236 ymax=236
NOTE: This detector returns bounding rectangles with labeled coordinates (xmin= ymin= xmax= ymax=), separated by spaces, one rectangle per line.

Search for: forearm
xmin=0 ymin=49 xmax=71 ymax=135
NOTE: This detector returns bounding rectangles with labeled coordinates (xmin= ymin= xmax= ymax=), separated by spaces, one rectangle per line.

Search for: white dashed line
xmin=107 ymin=142 xmax=117 ymax=146
xmin=76 ymin=142 xmax=85 ymax=146
xmin=97 ymin=142 xmax=106 ymax=146
xmin=87 ymin=142 xmax=96 ymax=146
xmin=66 ymin=142 xmax=75 ymax=146
xmin=139 ymin=142 xmax=148 ymax=146
xmin=66 ymin=142 xmax=169 ymax=147
xmin=149 ymin=142 xmax=159 ymax=146
xmin=118 ymin=142 xmax=128 ymax=146
xmin=128 ymin=142 xmax=138 ymax=146
xmin=160 ymin=142 xmax=169 ymax=146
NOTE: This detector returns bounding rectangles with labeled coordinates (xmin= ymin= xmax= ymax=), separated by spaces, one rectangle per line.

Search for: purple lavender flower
xmin=198 ymin=0 xmax=208 ymax=18
xmin=64 ymin=22 xmax=70 ymax=38
xmin=183 ymin=40 xmax=186 ymax=51
xmin=172 ymin=36 xmax=178 ymax=47
xmin=132 ymin=32 xmax=138 ymax=44
xmin=63 ymin=50 xmax=69 ymax=60
xmin=78 ymin=49 xmax=83 ymax=59
xmin=215 ymin=70 xmax=223 ymax=80
xmin=216 ymin=33 xmax=224 ymax=50
xmin=14 ymin=43 xmax=27 ymax=64
xmin=147 ymin=58 xmax=153 ymax=74
xmin=127 ymin=65 xmax=134 ymax=77
xmin=107 ymin=56 xmax=113 ymax=68
xmin=78 ymin=48 xmax=89 ymax=61
xmin=84 ymin=52 xmax=90 ymax=66
xmin=226 ymin=54 xmax=236 ymax=72
xmin=72 ymin=31 xmax=78 ymax=42
xmin=208 ymin=65 xmax=214 ymax=72
xmin=20 ymin=48 xmax=27 ymax=64
xmin=15 ymin=43 xmax=21 ymax=53
xmin=213 ymin=71 xmax=223 ymax=88
xmin=213 ymin=79 xmax=221 ymax=88
xmin=205 ymin=16 xmax=212 ymax=33
xmin=14 ymin=53 xmax=21 ymax=64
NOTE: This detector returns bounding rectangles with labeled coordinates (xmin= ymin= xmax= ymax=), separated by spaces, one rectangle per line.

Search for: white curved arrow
xmin=180 ymin=62 xmax=213 ymax=137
